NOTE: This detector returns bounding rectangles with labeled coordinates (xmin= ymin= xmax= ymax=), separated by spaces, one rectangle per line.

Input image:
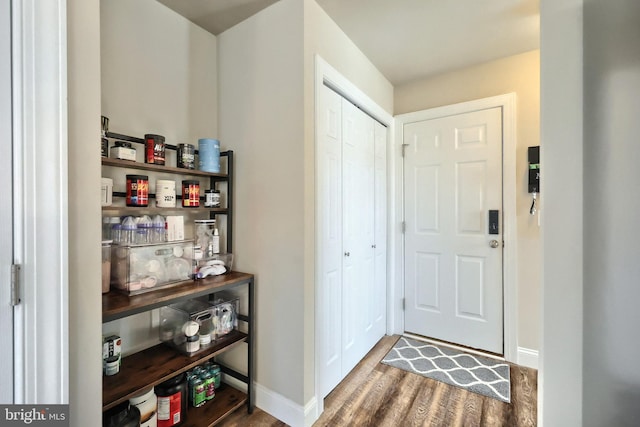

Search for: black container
xmin=177 ymin=144 xmax=195 ymax=169
xmin=144 ymin=134 xmax=166 ymax=165
xmin=103 ymin=401 xmax=141 ymax=427
xmin=101 ymin=116 xmax=109 ymax=158
xmin=155 ymin=373 xmax=187 ymax=426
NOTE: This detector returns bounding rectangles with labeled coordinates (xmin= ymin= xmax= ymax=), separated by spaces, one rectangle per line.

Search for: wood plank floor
xmin=217 ymin=335 xmax=537 ymax=426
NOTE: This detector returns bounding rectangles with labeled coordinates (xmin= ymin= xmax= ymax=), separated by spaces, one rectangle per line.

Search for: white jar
xmin=156 ymin=180 xmax=176 ymax=208
xmin=130 ymin=387 xmax=158 ymax=427
xmin=101 ymin=178 xmax=113 ymax=207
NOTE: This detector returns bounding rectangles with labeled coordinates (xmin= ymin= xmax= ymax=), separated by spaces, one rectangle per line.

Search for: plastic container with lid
xmin=155 ymin=373 xmax=187 ymax=427
xmin=181 ymin=180 xmax=200 ymax=208
xmin=204 ymin=189 xmax=220 ymax=208
xmin=145 ymin=134 xmax=166 ymax=165
xmin=130 ymin=387 xmax=158 ymax=427
xmin=103 ymin=401 xmax=141 ymax=427
xmin=197 ymin=138 xmax=220 ymax=173
xmin=156 ymin=180 xmax=176 ymax=208
xmin=101 ymin=177 xmax=113 ymax=206
xmin=102 ymin=240 xmax=113 ymax=294
xmin=126 ymin=174 xmax=149 ymax=207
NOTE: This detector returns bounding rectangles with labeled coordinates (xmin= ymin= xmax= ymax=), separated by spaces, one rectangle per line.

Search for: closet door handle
xmin=344 ymin=252 xmax=350 ymax=257
xmin=371 ymin=244 xmax=376 ymax=249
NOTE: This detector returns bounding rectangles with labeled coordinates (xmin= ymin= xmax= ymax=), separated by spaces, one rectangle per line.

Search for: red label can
xmin=126 ymin=175 xmax=149 ymax=207
xmin=182 ymin=180 xmax=200 ymax=208
xmin=144 ymin=134 xmax=165 ymax=165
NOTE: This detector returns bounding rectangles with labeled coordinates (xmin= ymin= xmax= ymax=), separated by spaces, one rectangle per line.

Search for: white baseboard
xmin=224 ymin=376 xmax=319 ymax=427
xmin=517 ymin=347 xmax=539 ymax=369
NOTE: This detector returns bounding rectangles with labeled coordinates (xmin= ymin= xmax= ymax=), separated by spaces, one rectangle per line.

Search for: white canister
xmin=130 ymin=387 xmax=158 ymax=427
xmin=101 ymin=178 xmax=113 ymax=207
xmin=156 ymin=180 xmax=176 ymax=208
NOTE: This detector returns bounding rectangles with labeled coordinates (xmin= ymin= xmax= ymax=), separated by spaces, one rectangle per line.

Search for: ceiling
xmin=156 ymin=0 xmax=540 ymax=86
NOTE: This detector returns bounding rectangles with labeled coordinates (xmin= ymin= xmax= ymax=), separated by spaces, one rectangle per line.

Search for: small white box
xmin=110 ymin=146 xmax=136 ymax=161
xmin=166 ymin=215 xmax=185 ymax=241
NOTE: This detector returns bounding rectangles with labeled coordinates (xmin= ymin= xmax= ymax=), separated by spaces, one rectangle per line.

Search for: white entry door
xmin=403 ymin=107 xmax=503 ymax=354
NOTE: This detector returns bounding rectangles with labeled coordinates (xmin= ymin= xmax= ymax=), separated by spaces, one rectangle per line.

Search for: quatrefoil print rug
xmin=381 ymin=336 xmax=511 ymax=403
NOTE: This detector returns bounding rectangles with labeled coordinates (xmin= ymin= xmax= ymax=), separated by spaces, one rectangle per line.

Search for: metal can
xmin=181 ymin=180 xmax=200 ymax=208
xmin=104 ymin=356 xmax=120 ymax=376
xmin=126 ymin=175 xmax=149 ymax=207
xmin=189 ymin=377 xmax=206 ymax=408
xmin=210 ymin=364 xmax=221 ymax=390
xmin=201 ymin=371 xmax=215 ymax=401
xmin=144 ymin=134 xmax=165 ymax=165
xmin=177 ymin=144 xmax=195 ymax=169
xmin=103 ymin=335 xmax=122 ymax=376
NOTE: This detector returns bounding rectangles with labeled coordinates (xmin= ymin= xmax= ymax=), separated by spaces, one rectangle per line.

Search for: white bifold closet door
xmin=318 ymin=84 xmax=386 ymax=398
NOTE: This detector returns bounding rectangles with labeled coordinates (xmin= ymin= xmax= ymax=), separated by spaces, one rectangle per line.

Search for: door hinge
xmin=401 ymin=221 xmax=406 ymax=234
xmin=401 ymin=143 xmax=409 ymax=157
xmin=11 ymin=264 xmax=21 ymax=306
xmin=402 ymin=298 xmax=405 ymax=310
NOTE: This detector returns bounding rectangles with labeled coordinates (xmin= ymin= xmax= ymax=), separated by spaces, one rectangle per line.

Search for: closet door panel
xmin=341 ymin=99 xmax=366 ymax=374
xmin=318 ymin=84 xmax=388 ymax=397
xmin=318 ymin=85 xmax=343 ymax=397
xmin=374 ymin=121 xmax=388 ymax=340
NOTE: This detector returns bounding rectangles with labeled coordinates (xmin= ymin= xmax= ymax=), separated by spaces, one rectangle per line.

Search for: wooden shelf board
xmin=101 ymin=206 xmax=228 ymax=214
xmin=102 ymin=157 xmax=228 ymax=179
xmin=102 ymin=272 xmax=253 ymax=322
xmin=183 ymin=385 xmax=248 ymax=427
xmin=102 ymin=331 xmax=247 ymax=410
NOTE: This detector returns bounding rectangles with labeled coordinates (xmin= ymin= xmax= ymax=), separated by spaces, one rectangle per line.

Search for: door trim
xmin=12 ymin=0 xmax=69 ymax=403
xmin=394 ymin=93 xmax=517 ymax=362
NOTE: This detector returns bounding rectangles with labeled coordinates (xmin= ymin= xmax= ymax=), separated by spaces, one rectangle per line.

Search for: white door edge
xmin=12 ymin=0 xmax=69 ymax=403
xmin=394 ymin=93 xmax=518 ymax=363
xmin=314 ymin=54 xmax=394 ymax=415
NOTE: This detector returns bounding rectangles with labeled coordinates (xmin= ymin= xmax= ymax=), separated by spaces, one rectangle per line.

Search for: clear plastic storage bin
xmin=159 ymin=297 xmax=239 ymax=355
xmin=110 ymin=240 xmax=194 ymax=295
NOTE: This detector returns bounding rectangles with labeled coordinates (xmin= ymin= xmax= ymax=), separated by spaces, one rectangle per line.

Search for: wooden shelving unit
xmin=101 ymin=138 xmax=252 ymax=425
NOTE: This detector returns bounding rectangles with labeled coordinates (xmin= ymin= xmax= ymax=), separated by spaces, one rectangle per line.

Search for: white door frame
xmin=0 ymin=0 xmax=13 ymax=403
xmin=12 ymin=0 xmax=69 ymax=403
xmin=314 ymin=55 xmax=394 ymax=421
xmin=393 ymin=94 xmax=518 ymax=362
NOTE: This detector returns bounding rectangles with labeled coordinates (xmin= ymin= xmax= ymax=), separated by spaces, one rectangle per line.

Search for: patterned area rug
xmin=381 ymin=336 xmax=511 ymax=403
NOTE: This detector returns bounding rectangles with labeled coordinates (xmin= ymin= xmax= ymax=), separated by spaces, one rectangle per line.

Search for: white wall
xmin=67 ymin=0 xmax=102 ymax=424
xmin=583 ymin=1 xmax=640 ymax=425
xmin=394 ymin=51 xmax=541 ymax=353
xmin=101 ymin=0 xmax=217 ymax=146
xmin=218 ymin=0 xmax=306 ymax=407
xmin=539 ymin=0 xmax=583 ymax=425
xmin=218 ymin=1 xmax=393 ymax=422
xmin=100 ymin=0 xmax=218 ymax=355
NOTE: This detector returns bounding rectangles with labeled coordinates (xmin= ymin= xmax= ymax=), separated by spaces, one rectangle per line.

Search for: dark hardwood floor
xmin=218 ymin=335 xmax=537 ymax=426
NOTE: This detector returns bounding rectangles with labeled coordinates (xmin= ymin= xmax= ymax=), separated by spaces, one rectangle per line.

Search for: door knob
xmin=489 ymin=240 xmax=500 ymax=248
